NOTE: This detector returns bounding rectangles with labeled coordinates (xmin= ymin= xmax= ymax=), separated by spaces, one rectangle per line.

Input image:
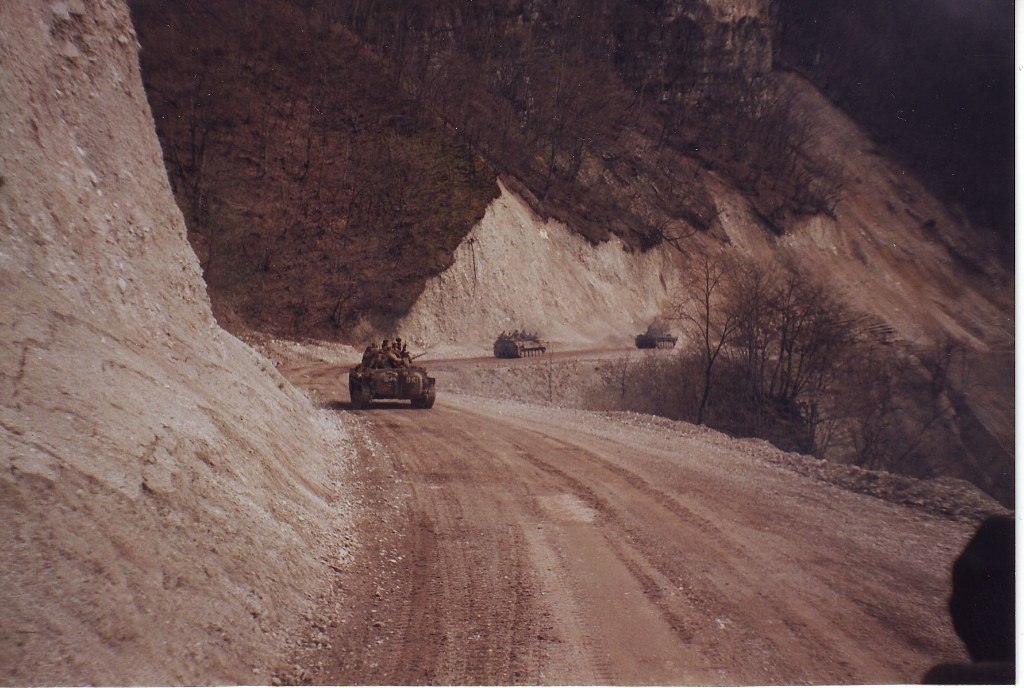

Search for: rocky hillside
xmin=130 ymin=0 xmax=1011 ymax=338
xmin=0 ymin=1 xmax=1011 ymax=682
xmin=774 ymin=0 xmax=1014 ymax=244
xmin=0 ymin=2 xmax=351 ymax=683
xmin=127 ymin=0 xmax=1012 ymax=504
xmin=126 ymin=0 xmax=833 ymax=336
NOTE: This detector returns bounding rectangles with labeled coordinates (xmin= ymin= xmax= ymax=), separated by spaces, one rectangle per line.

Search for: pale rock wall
xmin=0 ymin=1 xmax=349 ymax=683
xmin=398 ymin=181 xmax=682 ymax=356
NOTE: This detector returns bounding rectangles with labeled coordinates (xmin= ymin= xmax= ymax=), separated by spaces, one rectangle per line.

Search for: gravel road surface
xmin=278 ymin=360 xmax=973 ymax=685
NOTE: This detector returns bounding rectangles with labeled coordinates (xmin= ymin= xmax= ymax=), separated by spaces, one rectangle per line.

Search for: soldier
xmin=390 ymin=337 xmax=413 ymax=369
xmin=371 ymin=338 xmax=390 ymax=368
xmin=360 ymin=343 xmax=377 ymax=370
xmin=385 ymin=338 xmax=403 ymax=368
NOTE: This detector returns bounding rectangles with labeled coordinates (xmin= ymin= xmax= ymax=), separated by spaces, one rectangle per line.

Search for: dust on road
xmin=279 ymin=360 xmax=972 ymax=685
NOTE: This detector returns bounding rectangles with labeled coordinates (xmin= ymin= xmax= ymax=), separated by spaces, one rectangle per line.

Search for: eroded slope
xmin=0 ymin=2 xmax=350 ymax=683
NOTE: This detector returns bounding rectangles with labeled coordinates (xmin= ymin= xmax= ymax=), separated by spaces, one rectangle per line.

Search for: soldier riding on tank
xmin=348 ymin=335 xmax=436 ymax=409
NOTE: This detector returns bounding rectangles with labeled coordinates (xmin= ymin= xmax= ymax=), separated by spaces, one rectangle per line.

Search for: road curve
xmin=281 ymin=363 xmax=971 ymax=685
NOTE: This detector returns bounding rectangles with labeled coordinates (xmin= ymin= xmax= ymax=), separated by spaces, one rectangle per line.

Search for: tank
xmin=635 ymin=320 xmax=677 ymax=349
xmin=493 ymin=331 xmax=547 ymax=358
xmin=348 ymin=358 xmax=436 ymax=409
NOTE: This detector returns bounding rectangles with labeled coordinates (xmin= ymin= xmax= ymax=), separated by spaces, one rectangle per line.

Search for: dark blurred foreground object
xmin=923 ymin=515 xmax=1015 ymax=684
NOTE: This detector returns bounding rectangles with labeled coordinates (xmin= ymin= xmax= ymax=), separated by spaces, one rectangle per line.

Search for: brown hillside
xmin=130 ymin=0 xmax=498 ymax=340
xmin=130 ymin=0 xmax=849 ymax=336
xmin=775 ymin=0 xmax=1014 ymax=244
xmin=132 ymin=0 xmax=1011 ymax=340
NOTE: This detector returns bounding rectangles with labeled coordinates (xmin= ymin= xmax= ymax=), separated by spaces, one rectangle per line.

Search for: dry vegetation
xmin=437 ymin=246 xmax=1009 ymax=506
xmin=131 ymin=0 xmax=852 ymax=337
xmin=329 ymin=0 xmax=842 ymax=240
xmin=653 ymin=255 xmax=998 ymax=496
xmin=131 ymin=0 xmax=498 ymax=338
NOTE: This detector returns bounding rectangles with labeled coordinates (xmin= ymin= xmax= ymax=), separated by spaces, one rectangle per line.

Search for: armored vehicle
xmin=635 ymin=321 xmax=677 ymax=349
xmin=493 ymin=331 xmax=547 ymax=358
xmin=348 ymin=356 xmax=436 ymax=409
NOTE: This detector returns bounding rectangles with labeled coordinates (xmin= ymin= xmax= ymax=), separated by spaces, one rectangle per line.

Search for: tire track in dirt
xmin=518 ymin=403 xmax=963 ymax=670
xmin=361 ymin=409 xmax=551 ymax=684
xmin=442 ymin=395 xmax=967 ymax=683
xmin=282 ymin=362 xmax=969 ymax=685
xmin=372 ymin=405 xmax=734 ymax=683
xmin=342 ymin=404 xmax=711 ymax=684
xmin=476 ymin=419 xmax=798 ymax=681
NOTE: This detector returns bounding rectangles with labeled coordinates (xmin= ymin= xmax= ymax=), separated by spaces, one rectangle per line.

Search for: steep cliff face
xmin=398 ymin=180 xmax=683 ymax=352
xmin=774 ymin=0 xmax=1014 ymax=243
xmin=0 ymin=1 xmax=349 ymax=683
xmin=614 ymin=0 xmax=772 ymax=88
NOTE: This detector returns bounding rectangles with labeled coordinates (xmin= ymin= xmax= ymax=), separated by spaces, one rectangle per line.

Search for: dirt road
xmin=280 ymin=361 xmax=972 ymax=685
xmin=421 ymin=346 xmax=639 ymax=370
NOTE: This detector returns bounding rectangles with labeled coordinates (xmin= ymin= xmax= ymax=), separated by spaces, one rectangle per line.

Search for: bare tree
xmin=723 ymin=258 xmax=780 ymax=433
xmin=677 ymin=255 xmax=741 ymax=425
